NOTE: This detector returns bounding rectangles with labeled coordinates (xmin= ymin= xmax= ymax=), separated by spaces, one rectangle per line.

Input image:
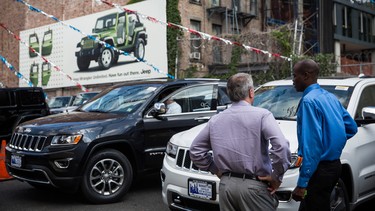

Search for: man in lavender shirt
xmin=190 ymin=73 xmax=291 ymax=211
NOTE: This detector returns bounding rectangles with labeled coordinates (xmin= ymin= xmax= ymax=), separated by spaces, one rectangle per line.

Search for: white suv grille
xmin=175 ymin=148 xmax=211 ymax=174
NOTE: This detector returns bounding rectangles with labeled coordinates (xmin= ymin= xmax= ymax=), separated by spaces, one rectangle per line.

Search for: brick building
xmin=1 ymin=0 xmax=375 ymax=97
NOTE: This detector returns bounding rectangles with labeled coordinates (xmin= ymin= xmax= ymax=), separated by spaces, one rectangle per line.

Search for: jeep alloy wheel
xmin=81 ymin=149 xmax=133 ymax=204
xmin=134 ymin=38 xmax=145 ymax=60
xmin=98 ymin=47 xmax=114 ymax=70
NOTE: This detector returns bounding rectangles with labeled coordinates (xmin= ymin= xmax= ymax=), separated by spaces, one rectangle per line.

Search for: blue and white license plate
xmin=188 ymin=178 xmax=216 ymax=200
xmin=11 ymin=154 xmax=22 ymax=168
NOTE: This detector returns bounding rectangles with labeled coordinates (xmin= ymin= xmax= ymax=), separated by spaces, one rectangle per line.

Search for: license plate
xmin=188 ymin=178 xmax=216 ymax=200
xmin=11 ymin=154 xmax=22 ymax=168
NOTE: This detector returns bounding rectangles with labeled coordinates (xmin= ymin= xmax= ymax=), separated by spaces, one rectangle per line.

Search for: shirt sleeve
xmin=189 ymin=122 xmax=218 ymax=174
xmin=297 ymin=101 xmax=323 ymax=188
xmin=342 ymin=107 xmax=358 ymax=140
xmin=262 ymin=112 xmax=291 ymax=182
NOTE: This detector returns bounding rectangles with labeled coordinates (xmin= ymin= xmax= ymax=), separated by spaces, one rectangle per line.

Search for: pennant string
xmin=98 ymin=0 xmax=291 ymax=61
xmin=0 ymin=53 xmax=34 ymax=87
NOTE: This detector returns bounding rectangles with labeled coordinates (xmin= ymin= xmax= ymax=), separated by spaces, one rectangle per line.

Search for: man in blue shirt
xmin=291 ymin=59 xmax=358 ymax=211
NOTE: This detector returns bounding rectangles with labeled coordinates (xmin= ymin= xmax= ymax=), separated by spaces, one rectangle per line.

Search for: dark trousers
xmin=299 ymin=160 xmax=341 ymax=211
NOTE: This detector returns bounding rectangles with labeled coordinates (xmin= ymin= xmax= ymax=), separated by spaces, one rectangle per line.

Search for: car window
xmin=218 ymin=86 xmax=231 ymax=106
xmin=0 ymin=90 xmax=14 ymax=107
xmin=355 ymin=85 xmax=375 ymax=119
xmin=169 ymin=85 xmax=214 ymax=113
xmin=19 ymin=90 xmax=45 ymax=106
xmin=81 ymin=84 xmax=160 ymax=114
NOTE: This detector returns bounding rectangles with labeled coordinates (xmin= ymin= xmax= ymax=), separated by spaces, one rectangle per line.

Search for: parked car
xmin=5 ymin=78 xmax=231 ymax=204
xmin=59 ymin=91 xmax=100 ymax=113
xmin=48 ymin=95 xmax=75 ymax=114
xmin=160 ymin=76 xmax=375 ymax=211
xmin=0 ymin=87 xmax=50 ymax=143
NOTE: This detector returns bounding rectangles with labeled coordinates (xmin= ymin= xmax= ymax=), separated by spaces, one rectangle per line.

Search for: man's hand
xmin=292 ymin=187 xmax=307 ymax=201
xmin=257 ymin=175 xmax=281 ymax=194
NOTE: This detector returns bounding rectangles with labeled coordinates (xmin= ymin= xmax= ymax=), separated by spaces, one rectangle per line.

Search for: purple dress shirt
xmin=189 ymin=100 xmax=291 ymax=182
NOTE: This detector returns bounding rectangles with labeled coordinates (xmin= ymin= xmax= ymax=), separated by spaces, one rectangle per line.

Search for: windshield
xmin=254 ymin=85 xmax=353 ymax=120
xmin=80 ymin=84 xmax=160 ymax=114
xmin=72 ymin=93 xmax=98 ymax=106
xmin=94 ymin=13 xmax=117 ymax=33
xmin=48 ymin=96 xmax=72 ymax=108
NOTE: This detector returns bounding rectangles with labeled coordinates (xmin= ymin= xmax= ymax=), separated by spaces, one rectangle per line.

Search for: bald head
xmin=293 ymin=59 xmax=320 ymax=92
xmin=295 ymin=59 xmax=319 ymax=79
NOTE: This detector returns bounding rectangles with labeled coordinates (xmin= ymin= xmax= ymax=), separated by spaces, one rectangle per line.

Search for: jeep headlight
xmin=80 ymin=39 xmax=85 ymax=46
xmin=166 ymin=141 xmax=178 ymax=158
xmin=51 ymin=135 xmax=83 ymax=145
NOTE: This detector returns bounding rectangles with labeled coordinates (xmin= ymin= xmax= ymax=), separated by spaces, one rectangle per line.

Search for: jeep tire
xmin=81 ymin=149 xmax=133 ymax=204
xmin=98 ymin=47 xmax=114 ymax=70
xmin=134 ymin=38 xmax=145 ymax=60
xmin=77 ymin=57 xmax=90 ymax=71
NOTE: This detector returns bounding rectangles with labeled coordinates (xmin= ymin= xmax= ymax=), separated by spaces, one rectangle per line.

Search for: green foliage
xmin=184 ymin=65 xmax=198 ymax=78
xmin=166 ymin=0 xmax=181 ymax=77
xmin=271 ymin=26 xmax=293 ymax=56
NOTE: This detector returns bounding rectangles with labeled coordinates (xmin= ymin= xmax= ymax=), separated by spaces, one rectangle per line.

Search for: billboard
xmin=19 ymin=0 xmax=167 ymax=89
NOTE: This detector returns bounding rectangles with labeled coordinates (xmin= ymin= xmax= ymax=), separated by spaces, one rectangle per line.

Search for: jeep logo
xmin=141 ymin=69 xmax=151 ymax=74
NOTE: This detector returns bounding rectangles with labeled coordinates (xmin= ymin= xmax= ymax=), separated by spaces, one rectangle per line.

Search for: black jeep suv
xmin=5 ymin=79 xmax=230 ymax=204
xmin=0 ymin=87 xmax=50 ymax=143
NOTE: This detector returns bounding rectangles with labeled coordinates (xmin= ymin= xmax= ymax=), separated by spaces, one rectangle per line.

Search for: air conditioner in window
xmin=191 ymin=0 xmax=201 ymax=3
xmin=190 ymin=52 xmax=201 ymax=60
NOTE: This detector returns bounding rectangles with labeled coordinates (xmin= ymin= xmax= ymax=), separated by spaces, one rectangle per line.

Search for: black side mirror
xmin=152 ymin=103 xmax=167 ymax=120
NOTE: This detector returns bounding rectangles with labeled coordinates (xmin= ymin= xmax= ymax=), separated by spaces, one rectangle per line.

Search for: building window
xmin=342 ymin=6 xmax=352 ymax=38
xmin=190 ymin=20 xmax=201 ymax=60
xmin=189 ymin=0 xmax=202 ymax=5
xmin=250 ymin=0 xmax=257 ymax=16
xmin=212 ymin=24 xmax=222 ymax=63
xmin=211 ymin=0 xmax=219 ymax=7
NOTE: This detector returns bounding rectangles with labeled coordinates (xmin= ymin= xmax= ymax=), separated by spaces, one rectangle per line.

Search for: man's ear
xmin=249 ymin=88 xmax=255 ymax=99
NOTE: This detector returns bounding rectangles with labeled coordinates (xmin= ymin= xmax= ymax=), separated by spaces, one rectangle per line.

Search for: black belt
xmin=222 ymin=172 xmax=259 ymax=181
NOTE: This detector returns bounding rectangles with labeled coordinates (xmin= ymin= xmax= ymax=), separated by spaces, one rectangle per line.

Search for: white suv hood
xmin=170 ymin=120 xmax=299 ymax=153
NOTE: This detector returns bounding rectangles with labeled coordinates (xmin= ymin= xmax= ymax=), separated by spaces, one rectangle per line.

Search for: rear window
xmin=19 ymin=90 xmax=45 ymax=106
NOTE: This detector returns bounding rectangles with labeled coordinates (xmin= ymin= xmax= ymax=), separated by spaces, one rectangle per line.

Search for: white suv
xmin=160 ymin=77 xmax=375 ymax=211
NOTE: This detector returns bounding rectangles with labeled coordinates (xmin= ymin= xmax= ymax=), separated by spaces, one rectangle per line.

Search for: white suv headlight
xmin=166 ymin=141 xmax=178 ymax=158
xmin=51 ymin=135 xmax=82 ymax=145
xmin=289 ymin=153 xmax=302 ymax=169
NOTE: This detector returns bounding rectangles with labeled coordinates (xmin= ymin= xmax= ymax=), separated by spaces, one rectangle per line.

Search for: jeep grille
xmin=175 ymin=148 xmax=212 ymax=174
xmin=82 ymin=39 xmax=95 ymax=49
xmin=9 ymin=133 xmax=48 ymax=152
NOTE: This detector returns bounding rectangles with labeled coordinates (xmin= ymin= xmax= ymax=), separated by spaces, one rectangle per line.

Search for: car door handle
xmin=194 ymin=116 xmax=211 ymax=122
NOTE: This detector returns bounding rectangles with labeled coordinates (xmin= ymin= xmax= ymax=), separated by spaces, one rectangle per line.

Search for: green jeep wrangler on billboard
xmin=75 ymin=11 xmax=147 ymax=71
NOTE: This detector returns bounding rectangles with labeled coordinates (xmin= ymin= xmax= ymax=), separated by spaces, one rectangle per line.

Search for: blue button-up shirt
xmin=190 ymin=101 xmax=291 ymax=182
xmin=296 ymin=84 xmax=358 ymax=188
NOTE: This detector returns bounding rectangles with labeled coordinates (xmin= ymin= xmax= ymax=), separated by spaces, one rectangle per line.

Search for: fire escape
xmin=206 ymin=0 xmax=257 ymax=74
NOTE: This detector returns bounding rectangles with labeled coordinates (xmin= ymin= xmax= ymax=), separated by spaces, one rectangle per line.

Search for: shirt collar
xmin=232 ymin=100 xmax=252 ymax=106
xmin=303 ymin=83 xmax=320 ymax=97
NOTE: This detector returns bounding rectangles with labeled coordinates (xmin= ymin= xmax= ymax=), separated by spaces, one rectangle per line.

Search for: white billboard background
xmin=19 ymin=0 xmax=167 ymax=89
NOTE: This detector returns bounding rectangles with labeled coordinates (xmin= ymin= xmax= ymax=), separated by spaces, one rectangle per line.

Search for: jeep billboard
xmin=19 ymin=0 xmax=167 ymax=89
